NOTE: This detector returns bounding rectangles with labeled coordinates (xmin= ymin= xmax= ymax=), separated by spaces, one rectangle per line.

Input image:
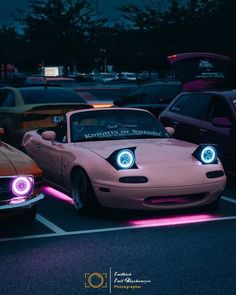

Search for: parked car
xmin=92 ymin=72 xmax=118 ymax=83
xmin=22 ymin=108 xmax=226 ymax=214
xmin=0 ymin=127 xmax=44 ymax=221
xmin=0 ymin=85 xmax=92 ymax=147
xmin=45 ymin=77 xmax=82 ymax=88
xmin=159 ymin=52 xmax=236 ymax=177
xmin=167 ymin=52 xmax=236 ymax=91
xmin=120 ymin=72 xmax=137 ymax=81
xmin=159 ymin=90 xmax=236 ymax=177
xmin=113 ymin=80 xmax=182 ymax=118
xmin=7 ymin=73 xmax=46 ymax=86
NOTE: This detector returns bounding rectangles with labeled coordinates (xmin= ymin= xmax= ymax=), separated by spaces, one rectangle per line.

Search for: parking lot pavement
xmin=1 ymin=186 xmax=236 ymax=241
xmin=1 ymin=186 xmax=236 ymax=295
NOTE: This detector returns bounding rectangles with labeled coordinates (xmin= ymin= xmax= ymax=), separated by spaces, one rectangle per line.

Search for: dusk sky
xmin=0 ymin=0 xmax=147 ymax=26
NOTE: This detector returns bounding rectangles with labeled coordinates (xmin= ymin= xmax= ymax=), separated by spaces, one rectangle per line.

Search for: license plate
xmin=51 ymin=115 xmax=65 ymax=123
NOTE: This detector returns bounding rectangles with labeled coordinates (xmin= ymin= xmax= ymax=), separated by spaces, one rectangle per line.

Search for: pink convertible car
xmin=22 ymin=108 xmax=226 ymax=213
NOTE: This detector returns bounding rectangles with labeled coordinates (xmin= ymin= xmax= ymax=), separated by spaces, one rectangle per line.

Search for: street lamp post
xmin=100 ymin=48 xmax=107 ymax=72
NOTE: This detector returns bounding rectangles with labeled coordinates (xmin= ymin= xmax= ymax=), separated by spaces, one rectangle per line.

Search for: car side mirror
xmin=41 ymin=130 xmax=56 ymax=144
xmin=165 ymin=127 xmax=175 ymax=136
xmin=212 ymin=117 xmax=232 ymax=128
xmin=0 ymin=127 xmax=5 ymax=136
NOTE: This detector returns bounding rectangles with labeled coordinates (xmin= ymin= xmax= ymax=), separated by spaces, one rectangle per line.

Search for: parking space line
xmin=35 ymin=214 xmax=66 ymax=234
xmin=221 ymin=196 xmax=236 ymax=205
xmin=1 ymin=214 xmax=236 ymax=243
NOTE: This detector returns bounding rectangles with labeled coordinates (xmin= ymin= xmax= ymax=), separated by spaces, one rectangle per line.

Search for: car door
xmin=30 ymin=134 xmax=65 ymax=187
xmin=160 ymin=93 xmax=213 ymax=144
xmin=199 ymin=94 xmax=236 ymax=172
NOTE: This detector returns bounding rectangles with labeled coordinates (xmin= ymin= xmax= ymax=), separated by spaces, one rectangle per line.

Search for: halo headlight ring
xmin=11 ymin=176 xmax=34 ymax=197
xmin=107 ymin=147 xmax=137 ymax=170
xmin=192 ymin=144 xmax=218 ymax=165
xmin=117 ymin=149 xmax=135 ymax=169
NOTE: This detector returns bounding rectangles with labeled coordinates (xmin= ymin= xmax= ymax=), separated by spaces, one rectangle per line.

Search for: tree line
xmin=0 ymin=0 xmax=235 ymax=74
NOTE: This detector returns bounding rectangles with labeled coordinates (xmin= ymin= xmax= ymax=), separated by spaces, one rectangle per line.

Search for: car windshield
xmin=19 ymin=87 xmax=86 ymax=104
xmin=70 ymin=109 xmax=169 ymax=142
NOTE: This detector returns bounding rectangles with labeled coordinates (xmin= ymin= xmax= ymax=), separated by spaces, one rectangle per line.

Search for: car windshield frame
xmin=70 ymin=109 xmax=170 ymax=143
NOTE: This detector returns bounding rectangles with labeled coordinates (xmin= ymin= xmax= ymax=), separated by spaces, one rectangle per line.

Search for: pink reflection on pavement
xmin=128 ymin=213 xmax=219 ymax=228
xmin=42 ymin=186 xmax=74 ymax=205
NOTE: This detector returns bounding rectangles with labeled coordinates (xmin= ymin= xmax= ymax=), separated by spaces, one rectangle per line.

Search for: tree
xmin=0 ymin=26 xmax=26 ymax=79
xmin=15 ymin=0 xmax=101 ymax=70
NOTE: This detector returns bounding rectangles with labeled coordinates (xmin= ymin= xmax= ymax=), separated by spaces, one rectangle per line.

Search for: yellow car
xmin=0 ymin=85 xmax=92 ymax=147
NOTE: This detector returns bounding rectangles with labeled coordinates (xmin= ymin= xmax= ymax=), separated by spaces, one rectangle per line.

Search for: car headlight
xmin=117 ymin=149 xmax=135 ymax=169
xmin=192 ymin=144 xmax=218 ymax=165
xmin=11 ymin=176 xmax=34 ymax=197
xmin=200 ymin=146 xmax=217 ymax=164
xmin=107 ymin=147 xmax=137 ymax=170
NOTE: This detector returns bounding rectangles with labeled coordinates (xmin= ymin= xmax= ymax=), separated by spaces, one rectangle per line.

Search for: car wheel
xmin=72 ymin=168 xmax=98 ymax=213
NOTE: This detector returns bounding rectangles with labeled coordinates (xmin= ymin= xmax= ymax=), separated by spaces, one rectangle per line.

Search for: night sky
xmin=0 ymin=0 xmax=145 ymax=26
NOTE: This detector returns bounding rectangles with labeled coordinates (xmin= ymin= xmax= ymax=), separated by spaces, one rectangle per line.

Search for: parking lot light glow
xmin=42 ymin=186 xmax=74 ymax=205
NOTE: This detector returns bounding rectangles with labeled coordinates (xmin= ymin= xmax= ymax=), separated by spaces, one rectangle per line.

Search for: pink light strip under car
xmin=43 ymin=186 xmax=220 ymax=229
xmin=42 ymin=186 xmax=74 ymax=205
xmin=128 ymin=213 xmax=219 ymax=228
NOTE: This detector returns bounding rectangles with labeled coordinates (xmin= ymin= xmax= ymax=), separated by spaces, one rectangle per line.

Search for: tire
xmin=71 ymin=168 xmax=98 ymax=214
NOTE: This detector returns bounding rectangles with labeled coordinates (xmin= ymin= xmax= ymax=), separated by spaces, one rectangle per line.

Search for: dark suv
xmin=113 ymin=80 xmax=182 ymax=118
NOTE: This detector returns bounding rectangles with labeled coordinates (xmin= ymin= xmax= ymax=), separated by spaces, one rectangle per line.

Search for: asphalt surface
xmin=0 ymin=186 xmax=236 ymax=295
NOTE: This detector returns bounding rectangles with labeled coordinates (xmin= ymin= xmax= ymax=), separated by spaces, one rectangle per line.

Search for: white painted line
xmin=221 ymin=196 xmax=236 ymax=205
xmin=1 ymin=214 xmax=236 ymax=243
xmin=109 ymin=267 xmax=112 ymax=294
xmin=35 ymin=213 xmax=66 ymax=234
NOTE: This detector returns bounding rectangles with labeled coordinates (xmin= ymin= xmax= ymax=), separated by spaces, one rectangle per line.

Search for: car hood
xmin=168 ymin=52 xmax=235 ymax=91
xmin=76 ymin=138 xmax=199 ymax=168
xmin=0 ymin=142 xmax=41 ymax=176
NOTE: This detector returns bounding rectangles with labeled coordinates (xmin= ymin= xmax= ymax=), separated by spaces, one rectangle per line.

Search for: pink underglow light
xmin=42 ymin=186 xmax=74 ymax=205
xmin=128 ymin=213 xmax=219 ymax=228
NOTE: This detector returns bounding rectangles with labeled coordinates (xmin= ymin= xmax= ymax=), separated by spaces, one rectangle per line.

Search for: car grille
xmin=144 ymin=193 xmax=206 ymax=206
xmin=0 ymin=177 xmax=13 ymax=201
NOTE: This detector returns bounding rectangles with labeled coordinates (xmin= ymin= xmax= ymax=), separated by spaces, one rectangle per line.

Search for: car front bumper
xmin=0 ymin=193 xmax=45 ymax=211
xmin=93 ymin=180 xmax=226 ymax=210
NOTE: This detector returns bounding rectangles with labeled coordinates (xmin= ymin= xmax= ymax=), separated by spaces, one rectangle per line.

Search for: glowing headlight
xmin=116 ymin=149 xmax=135 ymax=169
xmin=11 ymin=176 xmax=34 ymax=197
xmin=200 ymin=146 xmax=217 ymax=164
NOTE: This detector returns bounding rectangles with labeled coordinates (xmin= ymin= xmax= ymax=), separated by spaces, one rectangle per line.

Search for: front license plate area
xmin=51 ymin=115 xmax=65 ymax=123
